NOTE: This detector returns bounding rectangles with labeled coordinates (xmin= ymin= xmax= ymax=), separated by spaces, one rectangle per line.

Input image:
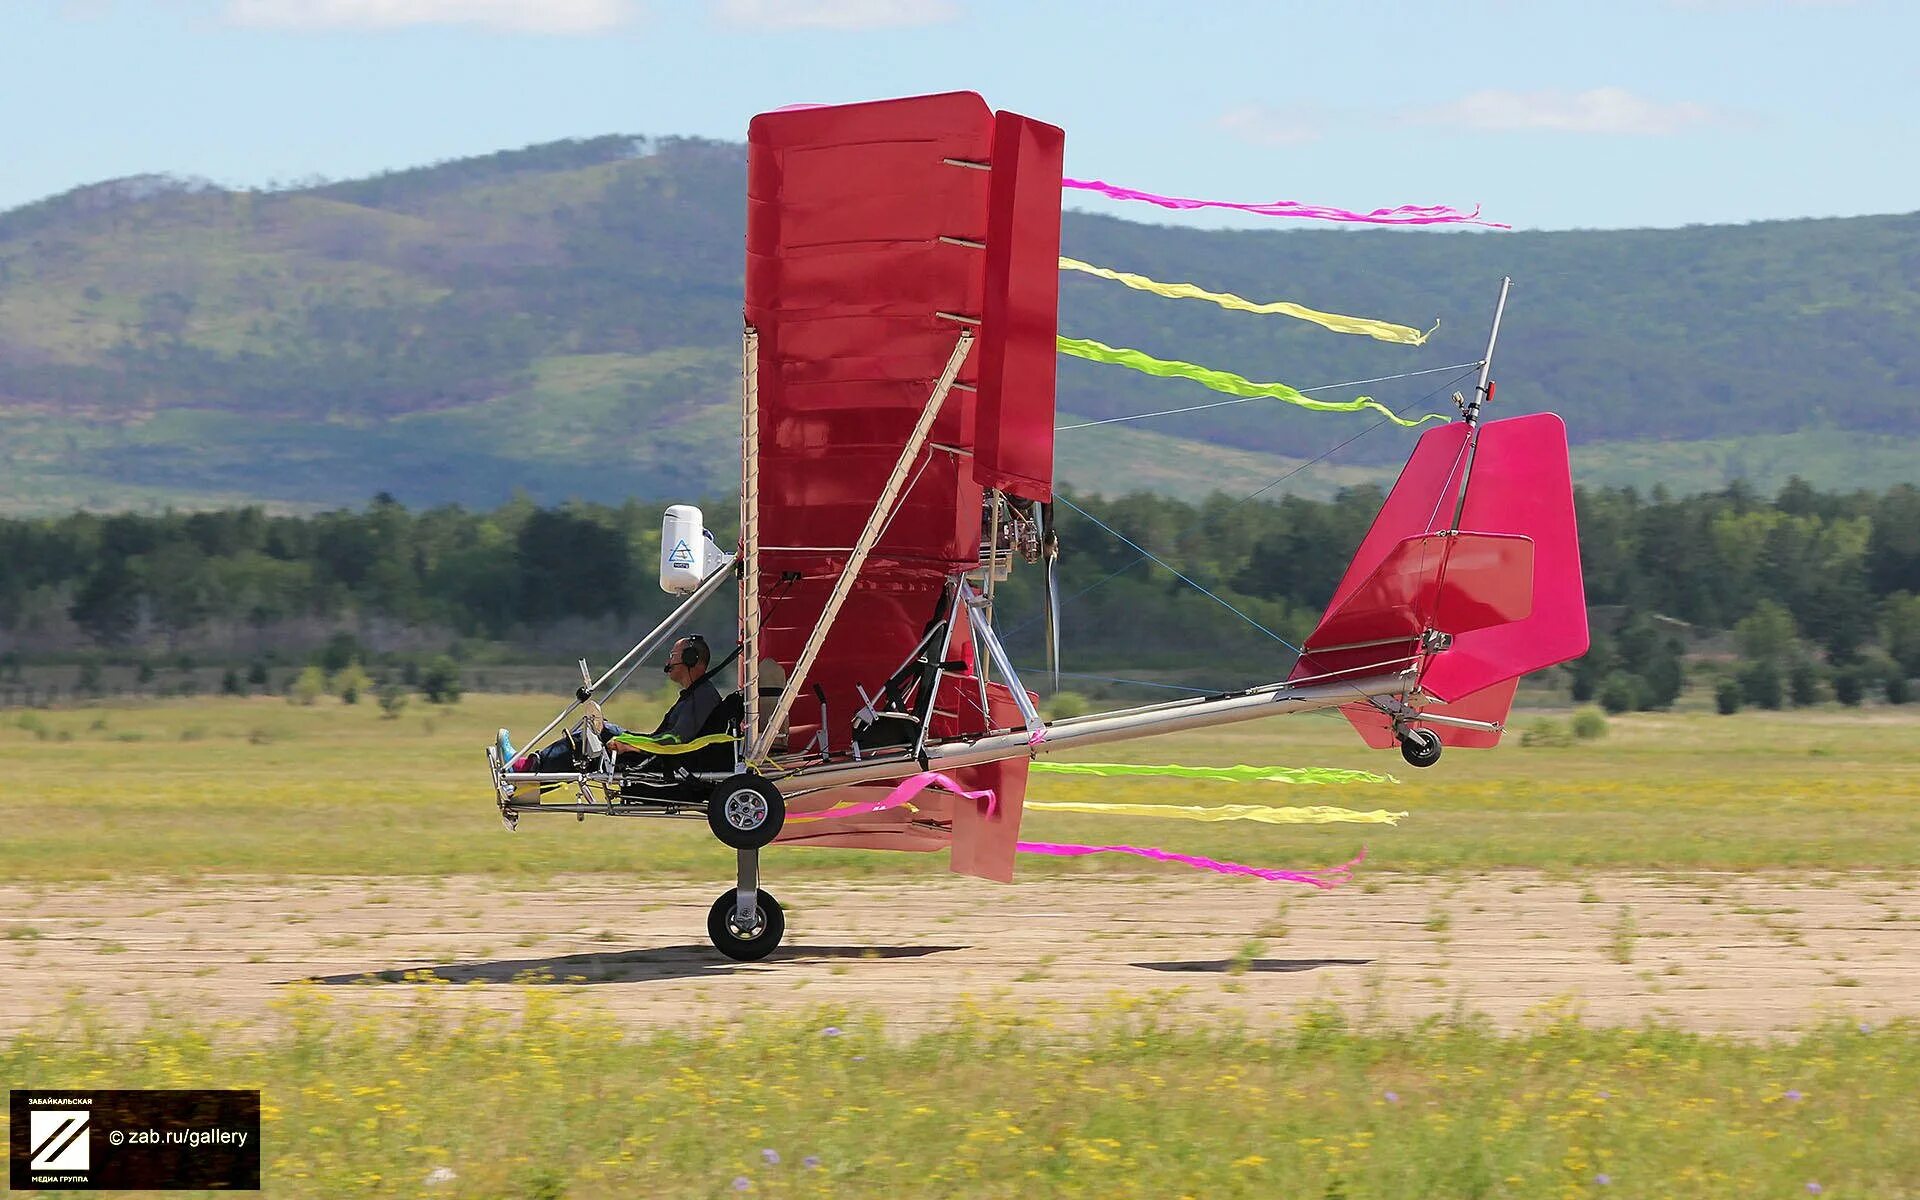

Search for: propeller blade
xmin=1045 ymin=557 xmax=1061 ymax=691
xmin=1041 ymin=502 xmax=1060 ymax=692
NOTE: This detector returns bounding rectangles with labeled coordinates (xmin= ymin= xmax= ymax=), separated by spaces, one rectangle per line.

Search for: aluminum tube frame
xmin=735 ymin=848 xmax=760 ymax=923
xmin=908 ymin=584 xmax=969 ymax=763
xmin=1400 ymin=710 xmax=1502 ymax=733
xmin=752 ymin=331 xmax=976 ymax=759
xmin=982 ymin=489 xmax=1002 ymax=682
xmin=514 ymin=562 xmax=734 ymax=758
xmin=968 ymin=598 xmax=992 ymax=725
xmin=501 ymin=770 xmax=738 ymax=785
xmin=773 ymin=670 xmax=1411 ymax=795
xmin=508 ymin=804 xmax=704 ymax=817
xmin=966 ymin=651 xmax=1413 ymax=740
xmin=1468 ymin=276 xmax=1512 ymax=424
xmin=599 ymin=561 xmax=735 ymax=694
xmin=1449 ymin=276 xmax=1514 ymax=535
xmin=740 ymin=327 xmax=762 ymax=750
xmin=957 ymin=578 xmax=1042 ymax=734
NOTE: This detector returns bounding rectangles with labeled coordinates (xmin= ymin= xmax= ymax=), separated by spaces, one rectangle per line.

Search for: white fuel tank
xmin=660 ymin=504 xmax=708 ymax=594
xmin=660 ymin=505 xmax=736 ymax=594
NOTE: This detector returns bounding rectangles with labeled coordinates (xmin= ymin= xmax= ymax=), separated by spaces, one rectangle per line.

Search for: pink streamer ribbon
xmin=789 ymin=770 xmax=999 ymax=822
xmin=789 ymin=772 xmax=1365 ymax=889
xmin=1063 ymin=178 xmax=1508 ymax=229
xmin=1015 ymin=842 xmax=1365 ymax=890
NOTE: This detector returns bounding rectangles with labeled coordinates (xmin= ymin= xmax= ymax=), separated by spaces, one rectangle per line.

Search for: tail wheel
xmin=706 ymin=774 xmax=786 ymax=849
xmin=1399 ymin=727 xmax=1443 ymax=768
xmin=708 ymin=889 xmax=784 ymax=961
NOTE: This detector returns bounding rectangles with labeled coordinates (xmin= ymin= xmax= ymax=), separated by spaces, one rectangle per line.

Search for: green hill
xmin=2 ymin=135 xmax=1917 ymax=514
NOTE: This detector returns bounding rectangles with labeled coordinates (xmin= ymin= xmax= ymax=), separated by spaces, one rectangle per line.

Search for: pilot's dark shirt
xmin=655 ymin=675 xmax=723 ymax=740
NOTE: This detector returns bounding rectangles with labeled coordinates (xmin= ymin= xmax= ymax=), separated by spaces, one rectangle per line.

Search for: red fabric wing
xmin=974 ymin=110 xmax=1064 ymax=502
xmin=743 ymin=90 xmax=1061 ymax=828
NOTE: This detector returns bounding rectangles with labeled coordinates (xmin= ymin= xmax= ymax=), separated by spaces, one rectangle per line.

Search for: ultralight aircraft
xmin=486 ymin=92 xmax=1589 ymax=960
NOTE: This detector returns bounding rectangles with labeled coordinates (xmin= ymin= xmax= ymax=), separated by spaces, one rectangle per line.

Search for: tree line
xmin=2 ymin=481 xmax=1917 ymax=710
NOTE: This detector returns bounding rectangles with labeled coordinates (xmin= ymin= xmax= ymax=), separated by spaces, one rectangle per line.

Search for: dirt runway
xmin=4 ymin=872 xmax=1916 ymax=1037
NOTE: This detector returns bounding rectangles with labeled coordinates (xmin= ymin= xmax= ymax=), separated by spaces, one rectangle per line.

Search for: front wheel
xmin=1399 ymin=727 xmax=1443 ymax=768
xmin=706 ymin=774 xmax=786 ymax=849
xmin=707 ymin=889 xmax=785 ymax=961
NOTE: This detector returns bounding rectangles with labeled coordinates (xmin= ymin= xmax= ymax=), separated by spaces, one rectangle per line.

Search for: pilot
xmin=653 ymin=634 xmax=724 ymax=742
xmin=501 ymin=635 xmax=724 ymax=771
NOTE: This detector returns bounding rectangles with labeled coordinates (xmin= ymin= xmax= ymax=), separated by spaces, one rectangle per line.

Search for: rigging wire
xmin=1058 ymin=494 xmax=1301 ymax=652
xmin=1012 ymin=364 xmax=1484 ymax=640
xmin=1017 ymin=667 xmax=1221 ymax=695
xmin=1021 ymin=363 xmax=1484 ymax=734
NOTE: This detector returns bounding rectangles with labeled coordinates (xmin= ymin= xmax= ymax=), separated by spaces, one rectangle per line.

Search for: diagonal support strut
xmin=750 ymin=331 xmax=976 ymax=761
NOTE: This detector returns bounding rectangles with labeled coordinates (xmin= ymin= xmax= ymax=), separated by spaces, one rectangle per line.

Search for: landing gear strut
xmin=707 ymin=887 xmax=785 ymax=961
xmin=1398 ymin=727 xmax=1443 ymax=768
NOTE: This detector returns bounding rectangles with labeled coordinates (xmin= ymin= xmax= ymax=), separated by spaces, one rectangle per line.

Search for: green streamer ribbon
xmin=1055 ymin=336 xmax=1450 ymax=428
xmin=1025 ymin=799 xmax=1406 ymax=826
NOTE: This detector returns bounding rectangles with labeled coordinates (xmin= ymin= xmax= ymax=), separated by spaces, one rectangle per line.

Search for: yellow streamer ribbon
xmin=1025 ymin=800 xmax=1407 ymax=825
xmin=1055 ymin=335 xmax=1450 ymax=428
xmin=607 ymin=731 xmax=738 ymax=756
xmin=1059 ymin=256 xmax=1435 ymax=346
xmin=1031 ymin=761 xmax=1397 ymax=785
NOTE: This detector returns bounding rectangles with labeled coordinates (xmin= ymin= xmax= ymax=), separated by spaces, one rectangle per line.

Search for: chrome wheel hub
xmin=724 ymin=789 xmax=768 ymax=831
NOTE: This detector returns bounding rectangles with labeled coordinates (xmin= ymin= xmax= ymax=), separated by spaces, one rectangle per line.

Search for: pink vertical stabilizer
xmin=1292 ymin=413 xmax=1588 ymax=748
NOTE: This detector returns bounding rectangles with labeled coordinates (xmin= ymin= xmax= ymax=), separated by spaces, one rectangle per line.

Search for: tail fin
xmin=1291 ymin=413 xmax=1588 ymax=748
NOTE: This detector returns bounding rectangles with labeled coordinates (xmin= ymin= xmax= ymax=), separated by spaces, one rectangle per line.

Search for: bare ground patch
xmin=3 ymin=871 xmax=1916 ymax=1036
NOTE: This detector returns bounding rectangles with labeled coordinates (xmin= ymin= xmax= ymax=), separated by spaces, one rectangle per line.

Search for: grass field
xmin=6 ymin=993 xmax=1916 ymax=1198
xmin=6 ymin=694 xmax=1920 ymax=882
xmin=5 ymin=695 xmax=1919 ymax=1197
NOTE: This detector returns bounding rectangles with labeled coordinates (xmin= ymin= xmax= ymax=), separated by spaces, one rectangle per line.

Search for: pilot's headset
xmin=664 ymin=635 xmax=708 ymax=674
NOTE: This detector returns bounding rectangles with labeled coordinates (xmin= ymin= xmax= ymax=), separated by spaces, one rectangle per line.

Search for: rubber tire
xmin=707 ymin=889 xmax=784 ymax=962
xmin=1399 ymin=727 xmax=1443 ymax=768
xmin=706 ymin=774 xmax=786 ymax=849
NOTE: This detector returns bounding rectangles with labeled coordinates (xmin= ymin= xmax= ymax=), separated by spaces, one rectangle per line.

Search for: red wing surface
xmin=745 ymin=93 xmax=1062 ymax=874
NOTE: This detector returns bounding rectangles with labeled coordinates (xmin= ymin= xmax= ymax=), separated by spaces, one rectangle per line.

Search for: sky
xmin=3 ymin=0 xmax=1916 ymax=231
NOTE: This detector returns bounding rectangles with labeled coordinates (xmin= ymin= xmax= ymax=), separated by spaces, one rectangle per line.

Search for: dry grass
xmin=6 ymin=696 xmax=1920 ymax=884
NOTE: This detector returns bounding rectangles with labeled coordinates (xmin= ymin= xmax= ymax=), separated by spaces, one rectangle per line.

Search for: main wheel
xmin=707 ymin=889 xmax=785 ymax=961
xmin=1399 ymin=727 xmax=1443 ymax=768
xmin=706 ymin=774 xmax=786 ymax=849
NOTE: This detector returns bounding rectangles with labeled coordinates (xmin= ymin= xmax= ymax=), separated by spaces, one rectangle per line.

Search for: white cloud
xmin=1219 ymin=86 xmax=1738 ymax=150
xmin=712 ymin=0 xmax=959 ymax=31
xmin=1406 ymin=87 xmax=1730 ymax=135
xmin=1215 ymin=105 xmax=1324 ymax=147
xmin=1666 ymin=0 xmax=1858 ymax=9
xmin=224 ymin=0 xmax=638 ymax=34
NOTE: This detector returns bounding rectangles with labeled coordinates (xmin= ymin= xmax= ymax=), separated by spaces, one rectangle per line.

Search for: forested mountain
xmin=1 ymin=135 xmax=1916 ymax=514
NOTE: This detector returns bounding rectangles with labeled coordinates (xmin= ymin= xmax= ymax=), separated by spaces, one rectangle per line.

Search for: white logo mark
xmin=29 ymin=1109 xmax=90 ymax=1171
